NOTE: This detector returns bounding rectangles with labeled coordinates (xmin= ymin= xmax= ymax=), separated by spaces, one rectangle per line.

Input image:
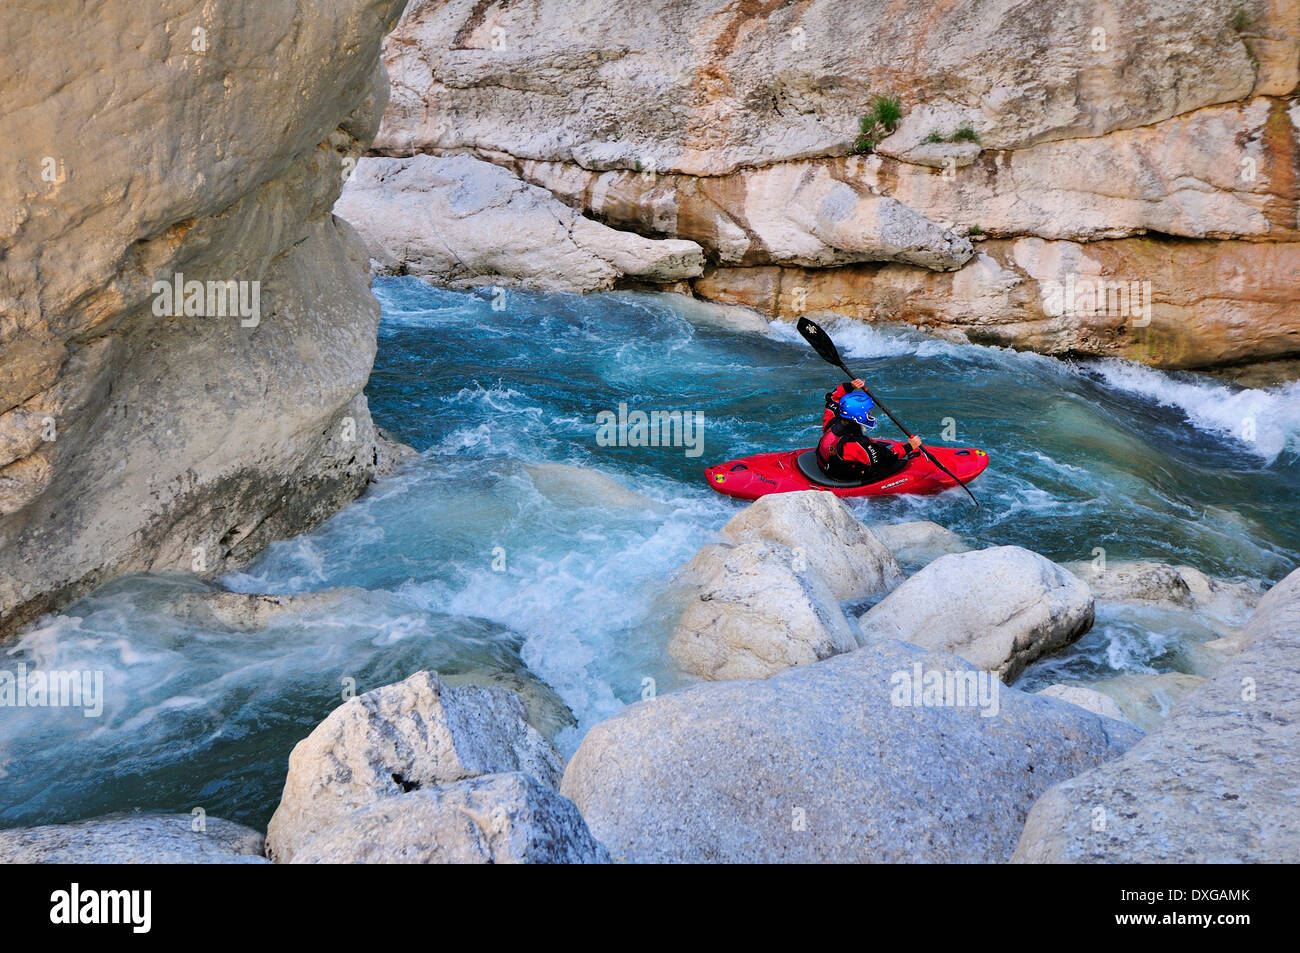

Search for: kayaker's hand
xmin=908 ymin=435 xmax=923 ymax=451
xmin=851 ymin=378 xmax=866 ymax=390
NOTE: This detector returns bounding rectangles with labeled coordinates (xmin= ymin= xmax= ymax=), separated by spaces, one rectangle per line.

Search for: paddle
xmin=796 ymin=316 xmax=980 ymax=506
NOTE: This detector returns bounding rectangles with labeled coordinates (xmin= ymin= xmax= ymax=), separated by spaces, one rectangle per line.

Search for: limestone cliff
xmin=366 ymin=0 xmax=1300 ymax=374
xmin=0 ymin=0 xmax=407 ymax=639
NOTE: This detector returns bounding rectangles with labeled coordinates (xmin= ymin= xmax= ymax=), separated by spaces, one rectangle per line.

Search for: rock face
xmin=718 ymin=491 xmax=903 ymax=601
xmin=0 ymin=814 xmax=268 ymax=864
xmin=266 ymin=670 xmax=562 ymax=862
xmin=693 ymin=235 xmax=1300 ymax=371
xmin=0 ymin=0 xmax=408 ymax=640
xmin=859 ymin=546 xmax=1095 ymax=681
xmin=562 ymin=639 xmax=1141 ymax=863
xmin=513 ymin=158 xmax=973 ymax=270
xmin=378 ymin=0 xmax=1280 ymax=176
xmin=669 ymin=540 xmax=857 ymax=681
xmin=1013 ymin=566 xmax=1300 ymax=863
xmin=368 ymin=0 xmax=1300 ymax=376
xmin=290 ymin=772 xmax=610 ymax=864
xmin=335 ymin=154 xmax=703 ymax=291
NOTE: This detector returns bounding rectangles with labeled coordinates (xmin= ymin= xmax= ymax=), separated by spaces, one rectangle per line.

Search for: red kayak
xmin=704 ymin=441 xmax=989 ymax=501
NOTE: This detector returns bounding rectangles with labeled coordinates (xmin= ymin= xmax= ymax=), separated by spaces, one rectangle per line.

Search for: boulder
xmin=1035 ymin=684 xmax=1132 ymax=725
xmin=1013 ymin=567 xmax=1300 ymax=863
xmin=0 ymin=814 xmax=268 ymax=864
xmin=440 ymin=670 xmax=576 ymax=741
xmin=524 ymin=462 xmax=665 ymax=512
xmin=719 ymin=491 xmax=903 ymax=600
xmin=290 ymin=772 xmax=609 ymax=864
xmin=869 ymin=520 xmax=971 ymax=569
xmin=266 ymin=670 xmax=562 ymax=863
xmin=562 ymin=639 xmax=1141 ymax=863
xmin=166 ymin=587 xmax=372 ymax=630
xmin=334 ymin=154 xmax=703 ymax=292
xmin=1083 ymin=672 xmax=1207 ymax=734
xmin=859 ymin=546 xmax=1094 ymax=681
xmin=669 ymin=541 xmax=857 ymax=681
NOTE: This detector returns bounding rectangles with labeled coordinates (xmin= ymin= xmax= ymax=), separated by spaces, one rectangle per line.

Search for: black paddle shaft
xmin=796 ymin=316 xmax=980 ymax=506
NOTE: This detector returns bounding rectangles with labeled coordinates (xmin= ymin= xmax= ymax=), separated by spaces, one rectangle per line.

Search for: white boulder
xmin=290 ymin=773 xmax=609 ymax=864
xmin=266 ymin=670 xmax=562 ymax=862
xmin=669 ymin=540 xmax=857 ymax=681
xmin=719 ymin=491 xmax=903 ymax=600
xmin=859 ymin=546 xmax=1094 ymax=681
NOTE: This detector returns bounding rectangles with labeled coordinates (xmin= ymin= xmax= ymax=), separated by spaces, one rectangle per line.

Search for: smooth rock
xmin=1035 ymin=684 xmax=1132 ymax=725
xmin=0 ymin=0 xmax=408 ymax=640
xmin=290 ymin=772 xmax=609 ymax=864
xmin=334 ymin=154 xmax=703 ymax=291
xmin=0 ymin=813 xmax=268 ymax=864
xmin=719 ymin=491 xmax=903 ymax=600
xmin=669 ymin=540 xmax=857 ymax=681
xmin=1064 ymin=559 xmax=1263 ymax=626
xmin=1079 ymin=672 xmax=1208 ymax=734
xmin=266 ymin=670 xmax=562 ymax=862
xmin=869 ymin=520 xmax=971 ymax=569
xmin=562 ymin=639 xmax=1141 ymax=863
xmin=1013 ymin=567 xmax=1300 ymax=862
xmin=859 ymin=546 xmax=1095 ymax=681
xmin=524 ymin=462 xmax=663 ymax=512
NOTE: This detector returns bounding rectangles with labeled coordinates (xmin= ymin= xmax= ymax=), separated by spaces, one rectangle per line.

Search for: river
xmin=2 ymin=276 xmax=1296 ymax=830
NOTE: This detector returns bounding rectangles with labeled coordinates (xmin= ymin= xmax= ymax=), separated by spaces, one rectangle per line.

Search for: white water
xmin=1 ymin=281 xmax=1295 ymax=829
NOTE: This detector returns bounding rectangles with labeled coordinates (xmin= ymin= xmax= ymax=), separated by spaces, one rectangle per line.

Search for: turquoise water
xmin=2 ymin=277 xmax=1297 ymax=829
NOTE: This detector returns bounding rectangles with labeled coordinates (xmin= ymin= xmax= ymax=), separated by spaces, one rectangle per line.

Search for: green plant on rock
xmin=853 ymin=95 xmax=904 ymax=154
xmin=868 ymin=95 xmax=902 ymax=133
xmin=923 ymin=124 xmax=982 ymax=146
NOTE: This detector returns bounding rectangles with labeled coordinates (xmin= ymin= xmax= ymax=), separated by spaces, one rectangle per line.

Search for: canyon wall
xmin=0 ymin=0 xmax=407 ymax=638
xmin=366 ymin=0 xmax=1300 ymax=374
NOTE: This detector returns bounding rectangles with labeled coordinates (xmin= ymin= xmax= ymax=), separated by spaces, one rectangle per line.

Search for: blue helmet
xmin=838 ymin=392 xmax=877 ymax=429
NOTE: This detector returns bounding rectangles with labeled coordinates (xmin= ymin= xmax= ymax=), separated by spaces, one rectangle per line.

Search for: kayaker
xmin=817 ymin=380 xmax=922 ymax=482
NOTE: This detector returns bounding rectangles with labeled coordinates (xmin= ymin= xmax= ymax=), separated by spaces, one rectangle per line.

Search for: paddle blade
xmin=796 ymin=316 xmax=845 ymax=370
xmin=921 ymin=446 xmax=980 ymax=506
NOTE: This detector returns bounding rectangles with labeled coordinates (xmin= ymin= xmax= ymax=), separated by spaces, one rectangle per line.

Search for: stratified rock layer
xmin=335 ymin=154 xmax=704 ymax=290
